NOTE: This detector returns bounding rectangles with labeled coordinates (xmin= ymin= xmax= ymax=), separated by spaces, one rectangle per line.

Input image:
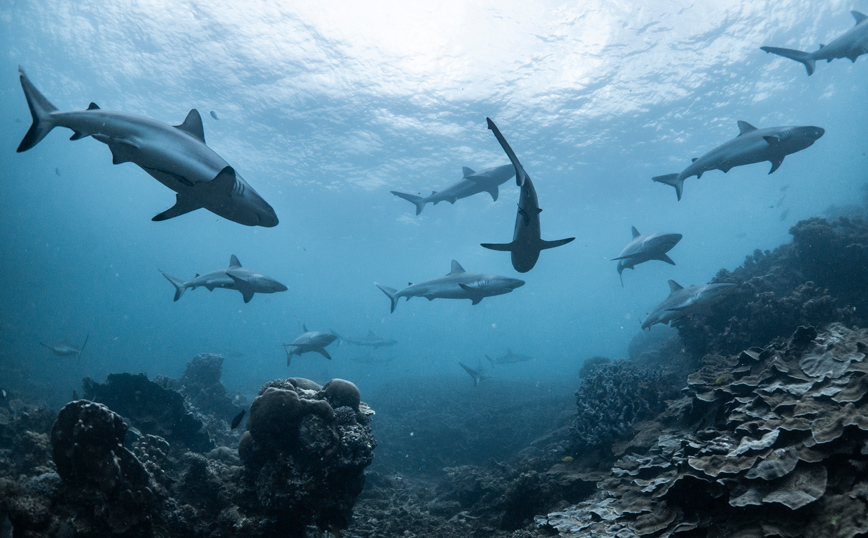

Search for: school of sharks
xmin=13 ymin=10 xmax=867 ymax=384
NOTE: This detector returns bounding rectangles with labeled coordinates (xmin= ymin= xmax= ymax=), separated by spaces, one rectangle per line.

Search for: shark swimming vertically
xmin=641 ymin=280 xmax=737 ymax=330
xmin=761 ymin=11 xmax=868 ymax=75
xmin=15 ymin=67 xmax=278 ymax=227
xmin=391 ymin=164 xmax=515 ymax=215
xmin=160 ymin=255 xmax=287 ymax=303
xmin=652 ymin=121 xmax=824 ymax=200
xmin=480 ymin=118 xmax=574 ymax=272
xmin=375 ymin=260 xmax=525 ymax=313
xmin=613 ymin=227 xmax=683 ymax=286
xmin=284 ymin=326 xmax=338 ymax=365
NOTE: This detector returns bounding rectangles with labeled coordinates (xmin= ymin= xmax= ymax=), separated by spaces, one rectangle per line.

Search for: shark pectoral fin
xmin=152 ymin=194 xmax=202 ymax=221
xmin=768 ymin=157 xmax=784 ymax=174
xmin=108 ymin=140 xmax=140 ymax=165
xmin=481 ymin=242 xmax=515 ymax=252
xmin=227 ymin=274 xmax=255 ymax=303
xmin=318 ymin=348 xmax=333 ymax=360
xmin=458 ymin=284 xmax=484 ymax=305
xmin=658 ymin=253 xmax=676 ymax=265
xmin=241 ymin=290 xmax=254 ymax=303
xmin=540 ymin=237 xmax=575 ymax=250
xmin=69 ymin=131 xmax=88 ymax=141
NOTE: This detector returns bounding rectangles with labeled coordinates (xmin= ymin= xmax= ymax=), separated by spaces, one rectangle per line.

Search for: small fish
xmin=1 ymin=389 xmax=7 ymax=398
xmin=230 ymin=409 xmax=246 ymax=429
xmin=55 ymin=167 xmax=61 ymax=176
xmin=210 ymin=110 xmax=219 ymax=120
xmin=562 ymin=456 xmax=574 ymax=463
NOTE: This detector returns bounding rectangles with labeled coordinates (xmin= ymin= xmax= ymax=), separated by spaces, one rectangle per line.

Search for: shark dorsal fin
xmin=853 ymin=10 xmax=867 ymax=24
xmin=668 ymin=280 xmax=684 ymax=294
xmin=87 ymin=102 xmax=100 ymax=110
xmin=691 ymin=158 xmax=698 ymax=163
xmin=737 ymin=121 xmax=757 ymax=136
xmin=449 ymin=260 xmax=466 ymax=275
xmin=195 ymin=273 xmax=200 ymax=278
xmin=631 ymin=226 xmax=640 ymax=239
xmin=462 ymin=166 xmax=476 ymax=177
xmin=229 ymin=255 xmax=242 ymax=268
xmin=367 ymin=330 xmax=377 ymax=337
xmin=176 ymin=109 xmax=206 ymax=144
xmin=303 ymin=324 xmax=308 ymax=332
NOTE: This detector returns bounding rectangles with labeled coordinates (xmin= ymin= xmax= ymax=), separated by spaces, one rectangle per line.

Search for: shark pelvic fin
xmin=152 ymin=193 xmax=202 ymax=221
xmin=175 ymin=109 xmax=206 ymax=143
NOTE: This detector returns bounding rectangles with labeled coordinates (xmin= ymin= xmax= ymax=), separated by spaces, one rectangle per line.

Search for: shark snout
xmin=506 ymin=278 xmax=526 ymax=289
xmin=257 ymin=205 xmax=279 ymax=227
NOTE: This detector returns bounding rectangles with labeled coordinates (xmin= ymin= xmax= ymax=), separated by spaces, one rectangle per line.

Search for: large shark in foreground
xmin=613 ymin=227 xmax=683 ymax=286
xmin=284 ymin=326 xmax=338 ymax=364
xmin=652 ymin=121 xmax=824 ymax=200
xmin=641 ymin=280 xmax=737 ymax=330
xmin=16 ymin=67 xmax=278 ymax=227
xmin=375 ymin=260 xmax=525 ymax=313
xmin=160 ymin=255 xmax=287 ymax=303
xmin=761 ymin=11 xmax=868 ymax=76
xmin=481 ymin=118 xmax=575 ymax=272
xmin=391 ymin=164 xmax=515 ymax=215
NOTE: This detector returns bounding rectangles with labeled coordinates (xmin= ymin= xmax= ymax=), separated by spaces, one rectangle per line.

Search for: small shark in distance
xmin=40 ymin=334 xmax=89 ymax=361
xmin=613 ymin=227 xmax=683 ymax=286
xmin=391 ymin=164 xmax=516 ymax=215
xmin=375 ymin=260 xmax=525 ymax=313
xmin=652 ymin=121 xmax=824 ymax=200
xmin=761 ymin=11 xmax=868 ymax=75
xmin=284 ymin=326 xmax=338 ymax=365
xmin=160 ymin=255 xmax=287 ymax=303
xmin=480 ymin=118 xmax=575 ymax=272
xmin=641 ymin=280 xmax=737 ymax=331
xmin=333 ymin=330 xmax=398 ymax=349
xmin=485 ymin=349 xmax=532 ymax=367
xmin=15 ymin=67 xmax=278 ymax=227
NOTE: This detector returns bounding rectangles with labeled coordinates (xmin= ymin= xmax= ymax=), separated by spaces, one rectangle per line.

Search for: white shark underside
xmin=652 ymin=121 xmax=824 ymax=200
xmin=480 ymin=118 xmax=575 ymax=272
xmin=16 ymin=67 xmax=278 ymax=227
xmin=761 ymin=11 xmax=868 ymax=75
xmin=391 ymin=164 xmax=515 ymax=215
xmin=375 ymin=260 xmax=525 ymax=313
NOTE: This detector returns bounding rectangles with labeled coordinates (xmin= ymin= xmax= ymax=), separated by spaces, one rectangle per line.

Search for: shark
xmin=160 ymin=255 xmax=287 ymax=303
xmin=391 ymin=164 xmax=515 ymax=215
xmin=652 ymin=121 xmax=824 ymax=200
xmin=459 ymin=361 xmax=490 ymax=387
xmin=485 ymin=349 xmax=532 ymax=367
xmin=333 ymin=330 xmax=398 ymax=349
xmin=641 ymin=280 xmax=737 ymax=331
xmin=15 ymin=67 xmax=278 ymax=227
xmin=761 ymin=11 xmax=868 ymax=76
xmin=480 ymin=118 xmax=575 ymax=272
xmin=284 ymin=326 xmax=338 ymax=365
xmin=375 ymin=260 xmax=525 ymax=313
xmin=40 ymin=334 xmax=89 ymax=361
xmin=613 ymin=227 xmax=683 ymax=286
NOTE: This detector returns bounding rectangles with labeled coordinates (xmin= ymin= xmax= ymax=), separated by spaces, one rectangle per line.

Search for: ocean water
xmin=0 ymin=0 xmax=865 ymax=411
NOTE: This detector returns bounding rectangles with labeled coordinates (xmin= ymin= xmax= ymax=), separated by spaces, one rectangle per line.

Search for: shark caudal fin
xmin=652 ymin=174 xmax=685 ymax=201
xmin=160 ymin=271 xmax=187 ymax=301
xmin=540 ymin=237 xmax=575 ymax=250
xmin=459 ymin=362 xmax=483 ymax=387
xmin=391 ymin=191 xmax=426 ymax=215
xmin=375 ymin=283 xmax=400 ymax=313
xmin=760 ymin=46 xmax=816 ymax=76
xmin=17 ymin=67 xmax=59 ymax=152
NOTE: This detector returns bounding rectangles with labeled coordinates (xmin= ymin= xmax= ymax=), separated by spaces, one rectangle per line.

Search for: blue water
xmin=0 ymin=0 xmax=866 ymax=408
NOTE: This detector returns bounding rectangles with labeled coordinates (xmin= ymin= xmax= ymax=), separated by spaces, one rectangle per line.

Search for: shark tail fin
xmin=375 ymin=283 xmax=399 ymax=313
xmin=77 ymin=334 xmax=89 ymax=363
xmin=160 ymin=271 xmax=187 ymax=301
xmin=391 ymin=191 xmax=426 ymax=215
xmin=652 ymin=174 xmax=685 ymax=201
xmin=17 ymin=67 xmax=60 ymax=152
xmin=540 ymin=237 xmax=575 ymax=250
xmin=459 ymin=362 xmax=482 ymax=387
xmin=760 ymin=46 xmax=815 ymax=76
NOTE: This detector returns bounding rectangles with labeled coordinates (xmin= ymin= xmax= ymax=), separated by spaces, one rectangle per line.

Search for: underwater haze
xmin=0 ymin=0 xmax=866 ymax=408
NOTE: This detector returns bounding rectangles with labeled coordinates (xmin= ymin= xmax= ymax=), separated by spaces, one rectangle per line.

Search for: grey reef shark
xmin=375 ymin=260 xmax=525 ymax=313
xmin=391 ymin=164 xmax=515 ymax=215
xmin=40 ymin=335 xmax=89 ymax=361
xmin=16 ymin=67 xmax=278 ymax=227
xmin=613 ymin=226 xmax=683 ymax=286
xmin=284 ymin=326 xmax=338 ymax=365
xmin=641 ymin=280 xmax=737 ymax=331
xmin=333 ymin=330 xmax=398 ymax=349
xmin=485 ymin=349 xmax=532 ymax=367
xmin=652 ymin=121 xmax=824 ymax=200
xmin=160 ymin=255 xmax=287 ymax=303
xmin=459 ymin=361 xmax=490 ymax=387
xmin=761 ymin=11 xmax=868 ymax=75
xmin=481 ymin=118 xmax=575 ymax=273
